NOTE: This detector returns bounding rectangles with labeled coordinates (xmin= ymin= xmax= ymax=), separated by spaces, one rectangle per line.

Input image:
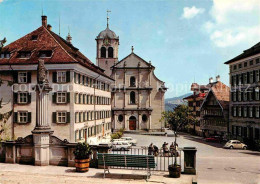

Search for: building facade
xmin=200 ymin=78 xmax=230 ymax=138
xmin=0 ymin=16 xmax=113 ymax=144
xmin=96 ymin=21 xmax=167 ymax=132
xmin=183 ymin=82 xmax=209 ymax=136
xmin=225 ymin=42 xmax=260 ymax=142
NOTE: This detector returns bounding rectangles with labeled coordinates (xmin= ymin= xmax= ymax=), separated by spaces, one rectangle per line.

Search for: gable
xmin=114 ymin=53 xmax=154 ymax=68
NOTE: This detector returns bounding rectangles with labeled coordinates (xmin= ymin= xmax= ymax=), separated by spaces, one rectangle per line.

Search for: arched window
xmin=101 ymin=47 xmax=106 ymax=58
xmin=108 ymin=47 xmax=113 ymax=58
xmin=118 ymin=115 xmax=124 ymax=122
xmin=130 ymin=91 xmax=135 ymax=104
xmin=130 ymin=76 xmax=136 ymax=87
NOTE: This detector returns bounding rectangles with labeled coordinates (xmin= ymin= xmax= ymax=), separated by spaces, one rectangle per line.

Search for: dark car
xmin=205 ymin=136 xmax=222 ymax=143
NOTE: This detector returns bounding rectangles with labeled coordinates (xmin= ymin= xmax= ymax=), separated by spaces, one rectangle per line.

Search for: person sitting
xmin=148 ymin=143 xmax=154 ymax=155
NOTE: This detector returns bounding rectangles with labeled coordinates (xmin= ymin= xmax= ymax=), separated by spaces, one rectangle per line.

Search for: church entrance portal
xmin=129 ymin=116 xmax=136 ymax=130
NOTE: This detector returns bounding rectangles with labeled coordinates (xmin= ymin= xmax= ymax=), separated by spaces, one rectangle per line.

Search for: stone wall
xmin=0 ymin=135 xmax=110 ymax=167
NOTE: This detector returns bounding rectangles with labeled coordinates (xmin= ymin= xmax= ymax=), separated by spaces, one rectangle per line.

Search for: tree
xmin=160 ymin=104 xmax=194 ymax=167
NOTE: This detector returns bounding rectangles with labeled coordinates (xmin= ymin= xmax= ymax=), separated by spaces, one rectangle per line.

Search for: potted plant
xmin=73 ymin=143 xmax=92 ymax=172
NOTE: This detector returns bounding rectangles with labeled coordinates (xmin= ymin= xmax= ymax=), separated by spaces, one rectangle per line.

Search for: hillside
xmin=164 ymin=93 xmax=192 ymax=111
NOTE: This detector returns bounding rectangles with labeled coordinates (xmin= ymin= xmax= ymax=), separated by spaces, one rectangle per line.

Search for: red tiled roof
xmin=0 ymin=26 xmax=113 ymax=80
xmin=211 ymin=81 xmax=230 ymax=109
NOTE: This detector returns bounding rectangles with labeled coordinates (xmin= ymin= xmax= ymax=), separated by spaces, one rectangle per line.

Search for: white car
xmin=112 ymin=141 xmax=131 ymax=151
xmin=121 ymin=137 xmax=137 ymax=146
xmin=224 ymin=140 xmax=247 ymax=149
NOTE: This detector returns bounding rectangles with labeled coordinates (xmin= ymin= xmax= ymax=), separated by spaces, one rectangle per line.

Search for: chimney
xmin=41 ymin=15 xmax=47 ymax=27
xmin=47 ymin=24 xmax=52 ymax=31
xmin=216 ymin=75 xmax=220 ymax=82
xmin=209 ymin=77 xmax=213 ymax=83
xmin=66 ymin=33 xmax=72 ymax=44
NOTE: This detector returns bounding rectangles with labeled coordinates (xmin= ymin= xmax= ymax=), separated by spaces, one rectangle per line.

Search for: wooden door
xmin=129 ymin=119 xmax=136 ymax=130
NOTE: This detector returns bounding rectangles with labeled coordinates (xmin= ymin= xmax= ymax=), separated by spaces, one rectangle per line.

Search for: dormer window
xmin=39 ymin=50 xmax=52 ymax=58
xmin=31 ymin=35 xmax=38 ymax=41
xmin=0 ymin=52 xmax=10 ymax=59
xmin=17 ymin=51 xmax=31 ymax=58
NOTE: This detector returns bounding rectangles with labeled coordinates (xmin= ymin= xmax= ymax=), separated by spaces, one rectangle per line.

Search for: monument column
xmin=32 ymin=59 xmax=53 ymax=166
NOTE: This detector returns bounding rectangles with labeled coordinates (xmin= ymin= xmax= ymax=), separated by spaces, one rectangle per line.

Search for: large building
xmin=183 ymin=81 xmax=209 ymax=136
xmin=0 ymin=16 xmax=114 ymax=144
xmin=200 ymin=76 xmax=230 ymax=138
xmin=96 ymin=19 xmax=167 ymax=131
xmin=225 ymin=42 xmax=260 ymax=143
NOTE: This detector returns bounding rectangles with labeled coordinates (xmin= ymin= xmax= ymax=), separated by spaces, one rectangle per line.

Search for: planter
xmin=75 ymin=158 xmax=90 ymax=172
xmin=168 ymin=164 xmax=181 ymax=178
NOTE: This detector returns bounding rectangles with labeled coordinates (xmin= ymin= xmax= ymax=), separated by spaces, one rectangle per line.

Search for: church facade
xmin=96 ymin=20 xmax=167 ymax=131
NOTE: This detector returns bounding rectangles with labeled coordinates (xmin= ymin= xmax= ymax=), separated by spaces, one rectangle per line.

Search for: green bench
xmin=97 ymin=153 xmax=156 ymax=180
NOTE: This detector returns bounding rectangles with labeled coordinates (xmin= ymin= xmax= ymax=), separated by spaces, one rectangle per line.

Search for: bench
xmin=97 ymin=153 xmax=156 ymax=180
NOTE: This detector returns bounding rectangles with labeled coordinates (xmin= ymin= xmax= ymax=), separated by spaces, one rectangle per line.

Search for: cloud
xmin=0 ymin=0 xmax=3 ymax=3
xmin=204 ymin=0 xmax=260 ymax=47
xmin=182 ymin=6 xmax=205 ymax=19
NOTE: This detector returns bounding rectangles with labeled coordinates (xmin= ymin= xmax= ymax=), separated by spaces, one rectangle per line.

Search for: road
xmin=126 ymin=133 xmax=260 ymax=184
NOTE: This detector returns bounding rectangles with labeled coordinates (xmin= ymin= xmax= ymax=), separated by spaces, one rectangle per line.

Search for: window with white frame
xmin=256 ymin=107 xmax=260 ymax=118
xmin=18 ymin=111 xmax=28 ymax=123
xmin=243 ymin=107 xmax=247 ymax=117
xmin=18 ymin=92 xmax=28 ymax=103
xmin=249 ymin=107 xmax=253 ymax=117
xmin=57 ymin=92 xmax=67 ymax=103
xmin=238 ymin=107 xmax=242 ymax=117
xmin=18 ymin=72 xmax=27 ymax=83
xmin=57 ymin=71 xmax=66 ymax=83
xmin=57 ymin=111 xmax=67 ymax=123
xmin=233 ymin=107 xmax=237 ymax=117
xmin=255 ymin=87 xmax=259 ymax=101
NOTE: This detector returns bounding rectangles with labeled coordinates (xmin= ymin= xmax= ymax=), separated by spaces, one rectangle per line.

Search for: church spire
xmin=107 ymin=10 xmax=111 ymax=28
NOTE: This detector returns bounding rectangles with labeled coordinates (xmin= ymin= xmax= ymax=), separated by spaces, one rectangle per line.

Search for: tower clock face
xmin=103 ymin=38 xmax=111 ymax=46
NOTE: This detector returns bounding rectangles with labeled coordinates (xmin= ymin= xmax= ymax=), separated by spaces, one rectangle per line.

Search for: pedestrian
xmin=148 ymin=143 xmax=154 ymax=155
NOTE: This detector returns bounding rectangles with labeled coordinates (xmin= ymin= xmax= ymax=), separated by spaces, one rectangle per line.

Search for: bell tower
xmin=96 ymin=10 xmax=119 ymax=77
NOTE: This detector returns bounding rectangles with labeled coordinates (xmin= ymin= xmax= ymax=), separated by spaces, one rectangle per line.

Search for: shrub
xmin=73 ymin=143 xmax=92 ymax=160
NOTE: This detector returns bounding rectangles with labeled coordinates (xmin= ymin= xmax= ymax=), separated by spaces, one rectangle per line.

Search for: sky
xmin=0 ymin=0 xmax=260 ymax=98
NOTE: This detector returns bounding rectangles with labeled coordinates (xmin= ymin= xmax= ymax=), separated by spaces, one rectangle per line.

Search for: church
xmin=95 ymin=15 xmax=167 ymax=132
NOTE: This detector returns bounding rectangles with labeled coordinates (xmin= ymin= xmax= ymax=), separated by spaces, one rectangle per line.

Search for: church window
xmin=118 ymin=115 xmax=123 ymax=122
xmin=108 ymin=47 xmax=113 ymax=58
xmin=142 ymin=114 xmax=148 ymax=122
xmin=130 ymin=91 xmax=136 ymax=104
xmin=130 ymin=76 xmax=136 ymax=87
xmin=101 ymin=47 xmax=106 ymax=58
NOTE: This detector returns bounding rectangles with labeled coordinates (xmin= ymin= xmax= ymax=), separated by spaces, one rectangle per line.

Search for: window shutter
xmin=83 ymin=112 xmax=86 ymax=122
xmin=13 ymin=93 xmax=18 ymax=104
xmin=52 ymin=72 xmax=57 ymax=83
xmin=13 ymin=71 xmax=18 ymax=83
xmin=14 ymin=112 xmax=18 ymax=123
xmin=28 ymin=112 xmax=31 ymax=123
xmin=52 ymin=112 xmax=57 ymax=123
xmin=67 ymin=92 xmax=70 ymax=103
xmin=241 ymin=74 xmax=244 ymax=84
xmin=27 ymin=93 xmax=31 ymax=104
xmin=66 ymin=112 xmax=70 ymax=123
xmin=52 ymin=93 xmax=57 ymax=103
xmin=27 ymin=72 xmax=32 ymax=83
xmin=66 ymin=71 xmax=70 ymax=83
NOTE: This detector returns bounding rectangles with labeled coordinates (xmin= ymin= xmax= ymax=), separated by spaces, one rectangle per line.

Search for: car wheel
xmin=229 ymin=146 xmax=233 ymax=149
xmin=120 ymin=148 xmax=125 ymax=151
xmin=243 ymin=146 xmax=247 ymax=150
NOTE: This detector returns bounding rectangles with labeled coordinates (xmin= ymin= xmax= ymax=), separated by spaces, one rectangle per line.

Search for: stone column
xmin=32 ymin=60 xmax=53 ymax=166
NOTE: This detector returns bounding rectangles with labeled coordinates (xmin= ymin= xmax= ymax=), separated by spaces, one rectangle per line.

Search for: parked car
xmin=224 ymin=140 xmax=247 ymax=149
xmin=121 ymin=137 xmax=137 ymax=145
xmin=205 ymin=136 xmax=222 ymax=143
xmin=112 ymin=141 xmax=132 ymax=151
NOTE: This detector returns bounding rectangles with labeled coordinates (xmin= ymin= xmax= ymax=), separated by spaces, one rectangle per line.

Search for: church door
xmin=129 ymin=116 xmax=136 ymax=130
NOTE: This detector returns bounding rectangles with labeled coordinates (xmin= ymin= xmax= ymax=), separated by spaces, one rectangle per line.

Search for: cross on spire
xmin=107 ymin=10 xmax=111 ymax=28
